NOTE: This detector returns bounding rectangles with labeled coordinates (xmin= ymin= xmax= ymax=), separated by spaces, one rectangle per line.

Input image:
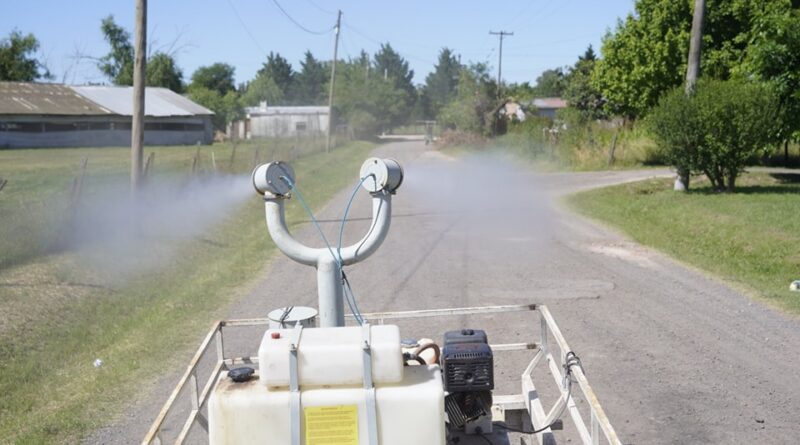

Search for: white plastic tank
xmin=258 ymin=325 xmax=403 ymax=387
xmin=209 ymin=365 xmax=445 ymax=444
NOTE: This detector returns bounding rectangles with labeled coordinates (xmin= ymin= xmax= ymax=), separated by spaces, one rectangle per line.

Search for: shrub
xmin=648 ymin=80 xmax=781 ymax=192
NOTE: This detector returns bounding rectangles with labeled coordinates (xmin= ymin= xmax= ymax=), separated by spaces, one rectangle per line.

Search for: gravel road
xmin=90 ymin=141 xmax=800 ymax=444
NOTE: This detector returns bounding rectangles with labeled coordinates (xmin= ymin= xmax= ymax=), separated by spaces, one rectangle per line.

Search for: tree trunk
xmin=785 ymin=139 xmax=790 ymax=167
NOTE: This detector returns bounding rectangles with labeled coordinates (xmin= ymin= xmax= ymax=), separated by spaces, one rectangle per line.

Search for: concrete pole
xmin=325 ymin=10 xmax=342 ymax=153
xmin=131 ymin=0 xmax=147 ymax=195
xmin=685 ymin=0 xmax=706 ymax=95
xmin=676 ymin=0 xmax=705 ymax=191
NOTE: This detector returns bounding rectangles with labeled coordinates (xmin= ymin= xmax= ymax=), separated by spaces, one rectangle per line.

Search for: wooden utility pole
xmin=685 ymin=0 xmax=706 ymax=95
xmin=325 ymin=10 xmax=342 ymax=153
xmin=676 ymin=0 xmax=706 ymax=191
xmin=131 ymin=0 xmax=147 ymax=194
xmin=489 ymin=30 xmax=513 ymax=98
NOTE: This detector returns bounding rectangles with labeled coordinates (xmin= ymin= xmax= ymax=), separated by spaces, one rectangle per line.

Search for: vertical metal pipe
xmin=317 ymin=256 xmax=345 ymax=327
xmin=325 ymin=10 xmax=342 ymax=153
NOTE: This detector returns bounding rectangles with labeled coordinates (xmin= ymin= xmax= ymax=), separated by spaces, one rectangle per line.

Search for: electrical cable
xmin=268 ymin=0 xmax=334 ymax=35
xmin=224 ymin=0 xmax=267 ymax=57
xmin=279 ymin=176 xmax=339 ymax=265
xmin=303 ymin=0 xmax=336 ymax=15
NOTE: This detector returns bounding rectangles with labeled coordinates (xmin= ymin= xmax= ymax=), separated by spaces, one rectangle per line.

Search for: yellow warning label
xmin=304 ymin=405 xmax=359 ymax=445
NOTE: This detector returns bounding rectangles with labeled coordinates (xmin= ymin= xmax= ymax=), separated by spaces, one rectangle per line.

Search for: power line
xmin=303 ymin=0 xmax=336 ymax=15
xmin=224 ymin=0 xmax=267 ymax=56
xmin=268 ymin=0 xmax=333 ymax=35
xmin=489 ymin=30 xmax=514 ymax=97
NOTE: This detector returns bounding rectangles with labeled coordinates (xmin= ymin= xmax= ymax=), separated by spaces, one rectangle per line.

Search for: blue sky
xmin=2 ymin=0 xmax=636 ymax=86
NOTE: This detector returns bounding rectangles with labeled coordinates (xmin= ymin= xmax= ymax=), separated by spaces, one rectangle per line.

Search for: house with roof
xmin=0 ymin=82 xmax=213 ymax=148
xmin=229 ymin=101 xmax=329 ymax=140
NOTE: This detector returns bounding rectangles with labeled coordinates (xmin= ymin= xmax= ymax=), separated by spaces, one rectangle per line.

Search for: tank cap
xmin=461 ymin=329 xmax=475 ymax=336
xmin=228 ymin=367 xmax=255 ymax=383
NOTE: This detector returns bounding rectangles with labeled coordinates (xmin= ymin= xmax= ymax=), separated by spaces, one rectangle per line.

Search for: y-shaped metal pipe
xmin=253 ymin=158 xmax=403 ymax=327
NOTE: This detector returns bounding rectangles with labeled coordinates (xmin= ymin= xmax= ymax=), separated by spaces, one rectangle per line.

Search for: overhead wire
xmin=303 ymin=0 xmax=336 ymax=15
xmin=224 ymin=0 xmax=267 ymax=57
xmin=268 ymin=0 xmax=334 ymax=35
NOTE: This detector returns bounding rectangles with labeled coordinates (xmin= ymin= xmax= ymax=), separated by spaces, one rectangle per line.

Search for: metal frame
xmin=142 ymin=304 xmax=621 ymax=445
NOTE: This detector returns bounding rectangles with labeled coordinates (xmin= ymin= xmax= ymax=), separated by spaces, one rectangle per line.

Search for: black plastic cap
xmin=228 ymin=367 xmax=255 ymax=383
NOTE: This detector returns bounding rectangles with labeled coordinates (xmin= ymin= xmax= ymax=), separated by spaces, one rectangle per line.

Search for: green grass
xmin=568 ymin=173 xmax=800 ymax=315
xmin=0 ymin=139 xmax=376 ymax=444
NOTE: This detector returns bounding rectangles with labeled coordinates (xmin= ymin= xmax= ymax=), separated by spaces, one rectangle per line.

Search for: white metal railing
xmin=142 ymin=304 xmax=620 ymax=445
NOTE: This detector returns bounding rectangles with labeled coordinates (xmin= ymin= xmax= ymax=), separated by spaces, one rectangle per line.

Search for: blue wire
xmin=337 ymin=175 xmax=375 ymax=262
xmin=280 ymin=176 xmax=340 ymax=267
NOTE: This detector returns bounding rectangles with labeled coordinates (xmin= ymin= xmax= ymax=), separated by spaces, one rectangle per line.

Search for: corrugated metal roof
xmin=71 ymin=86 xmax=213 ymax=116
xmin=0 ymin=82 xmax=112 ymax=115
xmin=246 ymin=105 xmax=329 ymax=116
xmin=531 ymin=98 xmax=568 ymax=109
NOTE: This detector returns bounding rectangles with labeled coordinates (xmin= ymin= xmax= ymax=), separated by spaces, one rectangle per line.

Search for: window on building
xmin=295 ymin=122 xmax=307 ymax=132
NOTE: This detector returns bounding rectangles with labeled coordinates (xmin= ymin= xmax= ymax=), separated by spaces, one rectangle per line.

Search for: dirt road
xmin=92 ymin=141 xmax=800 ymax=444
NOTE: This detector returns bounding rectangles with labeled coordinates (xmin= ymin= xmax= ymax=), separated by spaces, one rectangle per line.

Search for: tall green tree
xmin=0 ymin=30 xmax=50 ymax=81
xmin=98 ymin=16 xmax=184 ymax=92
xmin=99 ymin=15 xmax=134 ymax=85
xmin=532 ymin=68 xmax=565 ymax=97
xmin=438 ymin=63 xmax=496 ymax=135
xmin=145 ymin=52 xmax=183 ymax=92
xmin=593 ymin=0 xmax=800 ymax=119
xmin=374 ymin=43 xmax=416 ymax=118
xmin=240 ymin=74 xmax=283 ymax=107
xmin=423 ymin=48 xmax=461 ymax=118
xmin=563 ymin=45 xmax=605 ymax=120
xmin=294 ymin=50 xmax=327 ymax=104
xmin=189 ymin=63 xmax=236 ymax=96
xmin=258 ymin=52 xmax=294 ymax=101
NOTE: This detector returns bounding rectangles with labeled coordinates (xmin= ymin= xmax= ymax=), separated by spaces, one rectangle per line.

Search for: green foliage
xmin=258 ymin=52 xmax=294 ymax=100
xmin=594 ymin=0 xmax=800 ymax=120
xmin=334 ymin=56 xmax=408 ymax=137
xmin=186 ymin=86 xmax=242 ymax=131
xmin=240 ymin=73 xmax=283 ymax=107
xmin=563 ymin=46 xmax=606 ymax=120
xmin=98 ymin=15 xmax=134 ymax=85
xmin=423 ymin=48 xmax=461 ymax=118
xmin=145 ymin=52 xmax=183 ymax=92
xmin=373 ymin=43 xmax=416 ymax=121
xmin=438 ymin=64 xmax=496 ymax=135
xmin=646 ymin=87 xmax=703 ymax=180
xmin=0 ymin=30 xmax=49 ymax=81
xmin=190 ymin=63 xmax=236 ymax=96
xmin=648 ymin=80 xmax=781 ymax=191
xmin=294 ymin=50 xmax=327 ymax=104
xmin=532 ymin=68 xmax=565 ymax=97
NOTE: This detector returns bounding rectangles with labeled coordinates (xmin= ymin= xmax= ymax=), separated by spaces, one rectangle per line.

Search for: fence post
xmin=211 ymin=151 xmax=217 ymax=173
xmin=0 ymin=178 xmax=7 ymax=193
xmin=229 ymin=142 xmax=238 ymax=170
xmin=607 ymin=130 xmax=619 ymax=167
xmin=252 ymin=147 xmax=260 ymax=168
xmin=191 ymin=148 xmax=200 ymax=175
xmin=143 ymin=152 xmax=155 ymax=179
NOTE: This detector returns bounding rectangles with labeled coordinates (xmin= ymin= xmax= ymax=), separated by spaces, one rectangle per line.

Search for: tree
xmin=99 ymin=15 xmax=185 ymax=92
xmin=374 ymin=43 xmax=416 ymax=119
xmin=146 ymin=52 xmax=183 ymax=92
xmin=190 ymin=63 xmax=236 ymax=96
xmin=423 ymin=48 xmax=461 ymax=118
xmin=593 ymin=0 xmax=800 ymax=119
xmin=648 ymin=80 xmax=780 ymax=192
xmin=563 ymin=45 xmax=606 ymax=121
xmin=99 ymin=15 xmax=134 ymax=85
xmin=240 ymin=73 xmax=283 ymax=107
xmin=532 ymin=68 xmax=565 ymax=97
xmin=258 ymin=52 xmax=294 ymax=101
xmin=294 ymin=50 xmax=327 ymax=105
xmin=438 ymin=63 xmax=496 ymax=135
xmin=0 ymin=30 xmax=50 ymax=81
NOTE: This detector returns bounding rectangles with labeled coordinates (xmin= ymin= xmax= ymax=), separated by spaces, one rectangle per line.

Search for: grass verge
xmin=0 ymin=140 xmax=375 ymax=444
xmin=568 ymin=172 xmax=800 ymax=315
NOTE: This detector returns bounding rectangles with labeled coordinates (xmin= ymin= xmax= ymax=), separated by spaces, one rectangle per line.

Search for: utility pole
xmin=131 ymin=0 xmax=147 ymax=195
xmin=685 ymin=0 xmax=706 ymax=95
xmin=489 ymin=30 xmax=513 ymax=98
xmin=676 ymin=0 xmax=705 ymax=191
xmin=325 ymin=10 xmax=342 ymax=153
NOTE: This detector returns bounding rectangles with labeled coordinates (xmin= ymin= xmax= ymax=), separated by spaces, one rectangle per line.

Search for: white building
xmin=230 ymin=102 xmax=329 ymax=140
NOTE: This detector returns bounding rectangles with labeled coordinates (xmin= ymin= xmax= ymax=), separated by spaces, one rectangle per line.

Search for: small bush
xmin=648 ymin=80 xmax=781 ymax=192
